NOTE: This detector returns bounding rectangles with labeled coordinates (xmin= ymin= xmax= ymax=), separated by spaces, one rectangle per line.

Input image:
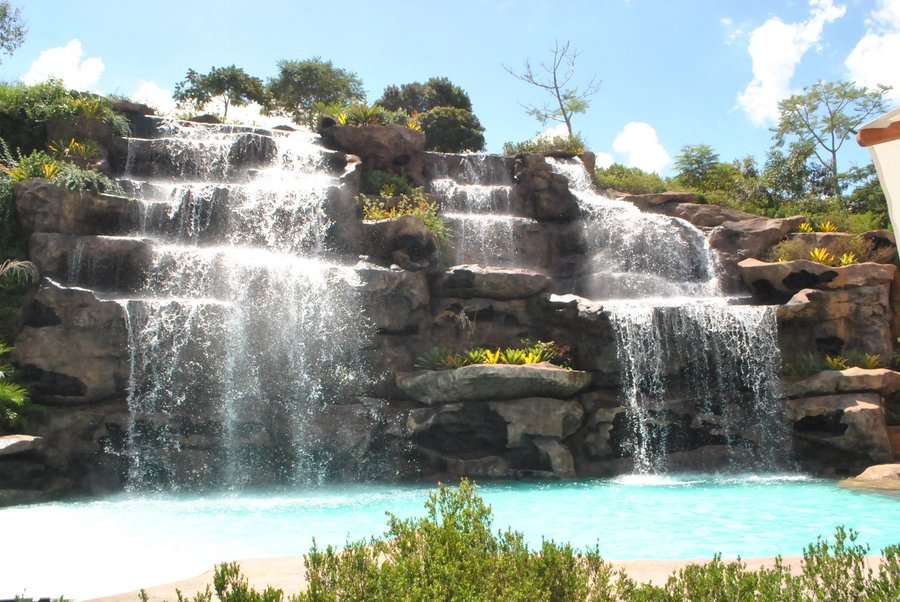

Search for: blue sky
xmin=3 ymin=0 xmax=898 ymax=176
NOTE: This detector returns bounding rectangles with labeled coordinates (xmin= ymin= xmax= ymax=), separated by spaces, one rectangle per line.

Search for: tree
xmin=266 ymin=58 xmax=365 ymax=125
xmin=673 ymin=144 xmax=719 ymax=190
xmin=504 ymin=40 xmax=600 ymax=136
xmin=0 ymin=2 xmax=25 ymax=61
xmin=378 ymin=77 xmax=473 ymax=114
xmin=417 ymin=107 xmax=485 ymax=153
xmin=173 ymin=65 xmax=266 ymax=121
xmin=774 ymin=80 xmax=891 ymax=199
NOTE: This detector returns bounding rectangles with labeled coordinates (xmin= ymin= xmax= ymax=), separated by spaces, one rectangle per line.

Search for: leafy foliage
xmin=266 ymin=58 xmax=365 ymax=126
xmin=415 ymin=340 xmax=570 ymax=370
xmin=378 ymin=77 xmax=473 ymax=114
xmin=359 ymin=187 xmax=450 ymax=244
xmin=502 ymin=133 xmax=585 ymax=156
xmin=173 ymin=65 xmax=266 ymax=121
xmin=0 ymin=1 xmax=25 ymax=60
xmin=673 ymin=144 xmax=720 ymax=191
xmin=417 ymin=107 xmax=485 ymax=153
xmin=769 ymin=235 xmax=873 ymax=265
xmin=593 ymin=163 xmax=666 ymax=194
xmin=774 ymin=81 xmax=891 ymax=200
xmin=0 ymin=338 xmax=29 ymax=433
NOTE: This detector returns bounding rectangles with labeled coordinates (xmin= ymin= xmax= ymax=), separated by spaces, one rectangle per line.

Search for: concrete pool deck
xmin=87 ymin=554 xmax=830 ymax=602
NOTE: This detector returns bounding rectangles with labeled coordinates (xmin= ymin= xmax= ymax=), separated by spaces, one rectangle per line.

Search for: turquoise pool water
xmin=2 ymin=474 xmax=899 ymax=599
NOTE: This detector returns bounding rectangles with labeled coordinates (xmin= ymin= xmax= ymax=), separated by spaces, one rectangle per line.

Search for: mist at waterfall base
xmin=4 ymin=476 xmax=900 ymax=599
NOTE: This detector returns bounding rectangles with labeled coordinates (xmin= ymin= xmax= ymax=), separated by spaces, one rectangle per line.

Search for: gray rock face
xmin=783 ymin=367 xmax=900 ymax=398
xmin=513 ymin=154 xmax=580 ymax=221
xmin=435 ymin=265 xmax=551 ymax=300
xmin=13 ymin=279 xmax=129 ymax=402
xmin=489 ymin=397 xmax=584 ymax=446
xmin=319 ymin=123 xmax=426 ymax=185
xmin=354 ymin=261 xmax=429 ymax=334
xmin=397 ymin=363 xmax=592 ymax=405
xmin=15 ymin=179 xmax=138 ymax=236
xmin=360 ymin=215 xmax=439 ymax=271
xmin=28 ymin=233 xmax=152 ymax=292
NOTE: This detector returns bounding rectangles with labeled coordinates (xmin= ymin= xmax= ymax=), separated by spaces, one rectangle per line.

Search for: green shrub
xmin=593 ymin=163 xmax=667 ymax=194
xmin=502 ymin=133 xmax=586 ymax=156
xmin=415 ymin=340 xmax=570 ymax=370
xmin=172 ymin=485 xmax=900 ymax=602
xmin=0 ymin=339 xmax=31 ymax=434
xmin=358 ymin=187 xmax=450 ymax=245
xmin=418 ymin=106 xmax=485 ymax=153
xmin=52 ymin=162 xmax=123 ymax=195
xmin=783 ymin=352 xmax=827 ymax=378
xmin=769 ymin=235 xmax=874 ymax=264
xmin=359 ymin=169 xmax=414 ymax=196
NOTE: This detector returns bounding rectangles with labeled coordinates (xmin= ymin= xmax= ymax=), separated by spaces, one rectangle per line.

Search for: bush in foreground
xmin=169 ymin=480 xmax=900 ymax=601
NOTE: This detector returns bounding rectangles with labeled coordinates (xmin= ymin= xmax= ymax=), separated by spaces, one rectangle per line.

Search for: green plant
xmin=359 ymin=169 xmax=414 ymax=196
xmin=819 ymin=220 xmax=839 ymax=232
xmin=846 ymin=350 xmax=882 ymax=369
xmin=500 ymin=347 xmax=527 ymax=365
xmin=824 ymin=354 xmax=850 ymax=370
xmin=52 ymin=162 xmax=123 ymax=195
xmin=0 ymin=259 xmax=37 ymax=284
xmin=503 ymin=133 xmax=586 ymax=156
xmin=593 ymin=163 xmax=667 ymax=194
xmin=417 ymin=106 xmax=485 ymax=153
xmin=359 ymin=188 xmax=450 ymax=245
xmin=482 ymin=348 xmax=502 ymax=364
xmin=464 ymin=348 xmax=486 ymax=365
xmin=809 ymin=246 xmax=835 ymax=265
xmin=0 ymin=339 xmax=30 ymax=433
xmin=797 ymin=221 xmax=815 ymax=233
xmin=783 ymin=352 xmax=826 ymax=378
xmin=48 ymin=138 xmax=99 ymax=163
xmin=344 ymin=102 xmax=385 ymax=126
xmin=839 ymin=251 xmax=858 ymax=266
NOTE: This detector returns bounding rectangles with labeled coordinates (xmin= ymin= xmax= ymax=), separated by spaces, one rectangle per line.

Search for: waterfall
xmin=115 ymin=119 xmax=369 ymax=489
xmin=549 ymin=158 xmax=789 ymax=472
xmin=429 ymin=154 xmax=538 ymax=267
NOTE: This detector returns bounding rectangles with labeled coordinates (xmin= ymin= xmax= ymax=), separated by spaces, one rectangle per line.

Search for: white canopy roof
xmin=857 ymin=107 xmax=900 ymax=231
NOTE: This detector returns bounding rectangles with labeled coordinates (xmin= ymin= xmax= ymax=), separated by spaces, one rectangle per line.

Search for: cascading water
xmin=549 ymin=158 xmax=789 ymax=473
xmin=113 ymin=119 xmax=369 ymax=489
xmin=429 ymin=154 xmax=539 ymax=267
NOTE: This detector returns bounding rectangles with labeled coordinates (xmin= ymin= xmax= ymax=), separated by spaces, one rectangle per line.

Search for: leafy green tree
xmin=774 ymin=80 xmax=891 ymax=199
xmin=173 ymin=65 xmax=266 ymax=121
xmin=673 ymin=144 xmax=719 ymax=191
xmin=504 ymin=40 xmax=599 ymax=137
xmin=0 ymin=2 xmax=25 ymax=61
xmin=417 ymin=107 xmax=485 ymax=153
xmin=378 ymin=77 xmax=473 ymax=114
xmin=266 ymin=58 xmax=365 ymax=125
xmin=593 ymin=163 xmax=667 ymax=194
xmin=843 ymin=164 xmax=888 ymax=227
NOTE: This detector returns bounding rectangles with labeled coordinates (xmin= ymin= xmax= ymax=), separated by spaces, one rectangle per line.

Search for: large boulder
xmin=360 ymin=215 xmax=439 ymax=271
xmin=28 ymin=233 xmax=152 ymax=292
xmin=513 ymin=154 xmax=580 ymax=221
xmin=783 ymin=367 xmax=900 ymax=398
xmin=739 ymin=259 xmax=896 ymax=299
xmin=397 ymin=363 xmax=592 ymax=405
xmin=12 ymin=279 xmax=130 ymax=402
xmin=15 ymin=179 xmax=138 ymax=236
xmin=318 ymin=122 xmax=426 ymax=185
xmin=435 ymin=265 xmax=551 ymax=300
xmin=354 ymin=261 xmax=430 ymax=334
xmin=786 ymin=393 xmax=893 ymax=467
xmin=489 ymin=397 xmax=584 ymax=446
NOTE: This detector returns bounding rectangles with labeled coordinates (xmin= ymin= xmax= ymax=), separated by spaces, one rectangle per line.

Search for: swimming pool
xmin=3 ymin=474 xmax=899 ymax=599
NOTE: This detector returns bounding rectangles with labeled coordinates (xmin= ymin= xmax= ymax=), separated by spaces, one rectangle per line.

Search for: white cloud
xmin=535 ymin=123 xmax=570 ymax=140
xmin=846 ymin=0 xmax=900 ymax=102
xmin=737 ymin=0 xmax=846 ymax=125
xmin=131 ymin=81 xmax=177 ymax=114
xmin=21 ymin=39 xmax=104 ymax=91
xmin=594 ymin=152 xmax=614 ymax=169
xmin=612 ymin=122 xmax=670 ymax=174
